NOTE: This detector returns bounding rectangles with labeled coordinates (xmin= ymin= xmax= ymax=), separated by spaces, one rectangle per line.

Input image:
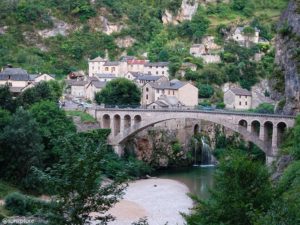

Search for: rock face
xmin=89 ymin=16 xmax=124 ymax=35
xmin=275 ymin=0 xmax=300 ymax=115
xmin=162 ymin=0 xmax=199 ymax=24
xmin=115 ymin=36 xmax=136 ymax=48
xmin=38 ymin=17 xmax=72 ymax=38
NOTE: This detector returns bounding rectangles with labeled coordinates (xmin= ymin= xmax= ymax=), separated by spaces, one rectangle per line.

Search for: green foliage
xmin=0 ymin=109 xmax=11 ymax=129
xmin=251 ymin=103 xmax=275 ymax=114
xmin=34 ymin=133 xmax=125 ymax=225
xmin=5 ymin=192 xmax=47 ymax=216
xmin=66 ymin=110 xmax=97 ymax=123
xmin=198 ymin=84 xmax=214 ymax=98
xmin=95 ymin=78 xmax=141 ymax=106
xmin=288 ymin=116 xmax=300 ymax=160
xmin=216 ymin=102 xmax=225 ymax=109
xmin=0 ymin=85 xmax=16 ymax=112
xmin=0 ymin=181 xmax=18 ymax=199
xmin=185 ymin=151 xmax=272 ymax=225
xmin=0 ymin=109 xmax=44 ymax=190
xmin=17 ymin=81 xmax=61 ymax=108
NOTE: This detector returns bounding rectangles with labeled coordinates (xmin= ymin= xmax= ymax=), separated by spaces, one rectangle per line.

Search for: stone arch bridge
xmin=87 ymin=108 xmax=295 ymax=163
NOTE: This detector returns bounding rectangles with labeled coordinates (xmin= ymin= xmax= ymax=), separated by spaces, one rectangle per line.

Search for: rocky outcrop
xmin=162 ymin=0 xmax=199 ymax=25
xmin=275 ymin=0 xmax=300 ymax=115
xmin=38 ymin=17 xmax=72 ymax=38
xmin=162 ymin=0 xmax=229 ymax=24
xmin=115 ymin=36 xmax=136 ymax=48
xmin=89 ymin=15 xmax=124 ymax=35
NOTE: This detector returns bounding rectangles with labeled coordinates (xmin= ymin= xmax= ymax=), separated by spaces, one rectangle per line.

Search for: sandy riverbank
xmin=92 ymin=178 xmax=193 ymax=225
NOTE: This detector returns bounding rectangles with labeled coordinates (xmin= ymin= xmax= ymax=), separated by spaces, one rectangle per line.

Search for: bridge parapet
xmin=87 ymin=108 xmax=296 ymax=159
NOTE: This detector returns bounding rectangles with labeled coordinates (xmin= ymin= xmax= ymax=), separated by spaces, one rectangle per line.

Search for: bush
xmin=198 ymin=84 xmax=214 ymax=98
xmin=252 ymin=103 xmax=274 ymax=114
xmin=5 ymin=192 xmax=47 ymax=216
xmin=216 ymin=102 xmax=225 ymax=109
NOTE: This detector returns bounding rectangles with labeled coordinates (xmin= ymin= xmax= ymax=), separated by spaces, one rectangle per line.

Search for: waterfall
xmin=200 ymin=137 xmax=214 ymax=167
xmin=192 ymin=137 xmax=216 ymax=167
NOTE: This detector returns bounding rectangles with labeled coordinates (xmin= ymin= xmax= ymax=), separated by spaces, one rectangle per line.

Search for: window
xmin=148 ymin=72 xmax=151 ymax=75
xmin=112 ymin=67 xmax=116 ymax=72
xmin=156 ymin=66 xmax=158 ymax=68
xmin=105 ymin=67 xmax=109 ymax=71
xmin=162 ymin=71 xmax=164 ymax=74
xmin=156 ymin=89 xmax=159 ymax=93
xmin=239 ymin=102 xmax=241 ymax=106
xmin=245 ymin=101 xmax=247 ymax=105
xmin=245 ymin=96 xmax=247 ymax=99
xmin=162 ymin=90 xmax=165 ymax=94
xmin=146 ymin=94 xmax=148 ymax=100
xmin=168 ymin=90 xmax=170 ymax=95
xmin=156 ymin=71 xmax=158 ymax=75
xmin=146 ymin=87 xmax=149 ymax=92
xmin=239 ymin=95 xmax=241 ymax=98
xmin=173 ymin=91 xmax=175 ymax=95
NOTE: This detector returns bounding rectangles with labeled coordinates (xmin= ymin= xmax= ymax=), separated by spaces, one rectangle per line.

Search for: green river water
xmin=158 ymin=166 xmax=215 ymax=199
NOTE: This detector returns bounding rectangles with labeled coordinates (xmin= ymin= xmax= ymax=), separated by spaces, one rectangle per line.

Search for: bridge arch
xmin=251 ymin=120 xmax=260 ymax=137
xmin=238 ymin=119 xmax=248 ymax=128
xmin=124 ymin=115 xmax=131 ymax=129
xmin=134 ymin=115 xmax=142 ymax=126
xmin=102 ymin=114 xmax=111 ymax=129
xmin=112 ymin=114 xmax=268 ymax=155
xmin=113 ymin=114 xmax=121 ymax=136
xmin=277 ymin=122 xmax=287 ymax=147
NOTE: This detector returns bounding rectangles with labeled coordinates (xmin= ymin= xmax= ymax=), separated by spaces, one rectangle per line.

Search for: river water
xmin=157 ymin=166 xmax=215 ymax=199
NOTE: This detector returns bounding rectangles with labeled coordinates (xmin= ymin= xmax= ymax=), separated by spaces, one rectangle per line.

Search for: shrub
xmin=5 ymin=192 xmax=47 ymax=216
xmin=198 ymin=84 xmax=214 ymax=98
xmin=216 ymin=102 xmax=225 ymax=109
xmin=252 ymin=103 xmax=274 ymax=114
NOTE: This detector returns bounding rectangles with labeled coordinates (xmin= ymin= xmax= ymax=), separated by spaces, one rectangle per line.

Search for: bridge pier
xmin=272 ymin=126 xmax=278 ymax=155
xmin=259 ymin=125 xmax=265 ymax=141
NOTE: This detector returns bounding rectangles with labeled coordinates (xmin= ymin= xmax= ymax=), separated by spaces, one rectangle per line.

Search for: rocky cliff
xmin=275 ymin=0 xmax=300 ymax=115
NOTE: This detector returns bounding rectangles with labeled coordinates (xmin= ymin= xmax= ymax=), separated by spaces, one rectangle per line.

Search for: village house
xmin=134 ymin=75 xmax=168 ymax=87
xmin=224 ymin=87 xmax=252 ymax=110
xmin=125 ymin=71 xmax=141 ymax=81
xmin=144 ymin=62 xmax=169 ymax=77
xmin=127 ymin=59 xmax=147 ymax=73
xmin=0 ymin=67 xmax=55 ymax=95
xmin=88 ymin=56 xmax=107 ymax=77
xmin=85 ymin=80 xmax=107 ymax=100
xmin=142 ymin=79 xmax=198 ymax=107
xmin=96 ymin=74 xmax=117 ymax=82
xmin=230 ymin=27 xmax=260 ymax=47
xmin=66 ymin=80 xmax=89 ymax=98
xmin=147 ymin=95 xmax=185 ymax=109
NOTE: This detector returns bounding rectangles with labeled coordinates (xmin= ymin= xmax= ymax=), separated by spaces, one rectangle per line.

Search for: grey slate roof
xmin=91 ymin=81 xmax=107 ymax=89
xmin=0 ymin=68 xmax=30 ymax=81
xmin=66 ymin=80 xmax=88 ymax=86
xmin=229 ymin=88 xmax=252 ymax=96
xmin=96 ymin=73 xmax=116 ymax=79
xmin=103 ymin=61 xmax=120 ymax=66
xmin=136 ymin=75 xmax=163 ymax=81
xmin=149 ymin=79 xmax=186 ymax=90
xmin=145 ymin=62 xmax=169 ymax=67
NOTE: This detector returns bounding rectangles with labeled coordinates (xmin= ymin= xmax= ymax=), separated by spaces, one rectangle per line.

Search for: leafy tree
xmin=0 ymin=108 xmax=44 ymax=189
xmin=198 ymin=84 xmax=214 ymax=98
xmin=185 ymin=69 xmax=199 ymax=81
xmin=35 ymin=133 xmax=125 ymax=225
xmin=251 ymin=103 xmax=274 ymax=114
xmin=95 ymin=78 xmax=141 ymax=106
xmin=30 ymin=101 xmax=76 ymax=166
xmin=0 ymin=108 xmax=11 ymax=129
xmin=185 ymin=151 xmax=272 ymax=225
xmin=0 ymin=85 xmax=16 ymax=112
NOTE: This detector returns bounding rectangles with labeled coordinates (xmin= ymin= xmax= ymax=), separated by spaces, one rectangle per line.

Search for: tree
xmin=0 ymin=108 xmax=44 ymax=189
xmin=95 ymin=78 xmax=141 ymax=106
xmin=0 ymin=108 xmax=11 ymax=129
xmin=30 ymin=101 xmax=76 ymax=166
xmin=198 ymin=84 xmax=214 ymax=98
xmin=252 ymin=103 xmax=274 ymax=114
xmin=185 ymin=151 xmax=272 ymax=225
xmin=0 ymin=85 xmax=16 ymax=112
xmin=35 ymin=133 xmax=125 ymax=225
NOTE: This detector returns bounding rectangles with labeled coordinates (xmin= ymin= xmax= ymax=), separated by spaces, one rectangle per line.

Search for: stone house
xmin=125 ymin=72 xmax=141 ymax=81
xmin=67 ymin=80 xmax=89 ymax=98
xmin=224 ymin=88 xmax=252 ymax=110
xmin=88 ymin=56 xmax=107 ymax=77
xmin=0 ymin=68 xmax=31 ymax=89
xmin=85 ymin=80 xmax=107 ymax=101
xmin=147 ymin=95 xmax=184 ymax=109
xmin=142 ymin=79 xmax=198 ymax=107
xmin=127 ymin=59 xmax=147 ymax=73
xmin=144 ymin=62 xmax=169 ymax=77
xmin=230 ymin=27 xmax=260 ymax=47
xmin=134 ymin=75 xmax=168 ymax=87
xmin=30 ymin=73 xmax=55 ymax=82
xmin=95 ymin=73 xmax=117 ymax=82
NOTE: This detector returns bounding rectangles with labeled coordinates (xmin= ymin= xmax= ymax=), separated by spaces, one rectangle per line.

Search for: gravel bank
xmin=108 ymin=178 xmax=193 ymax=225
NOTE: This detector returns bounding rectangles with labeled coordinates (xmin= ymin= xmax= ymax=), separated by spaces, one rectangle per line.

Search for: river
xmin=157 ymin=166 xmax=215 ymax=199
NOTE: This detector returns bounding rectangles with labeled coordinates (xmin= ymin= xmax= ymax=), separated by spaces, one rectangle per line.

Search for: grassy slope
xmin=66 ymin=110 xmax=97 ymax=123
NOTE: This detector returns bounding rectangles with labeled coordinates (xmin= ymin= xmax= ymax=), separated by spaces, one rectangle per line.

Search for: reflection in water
xmin=157 ymin=167 xmax=215 ymax=199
